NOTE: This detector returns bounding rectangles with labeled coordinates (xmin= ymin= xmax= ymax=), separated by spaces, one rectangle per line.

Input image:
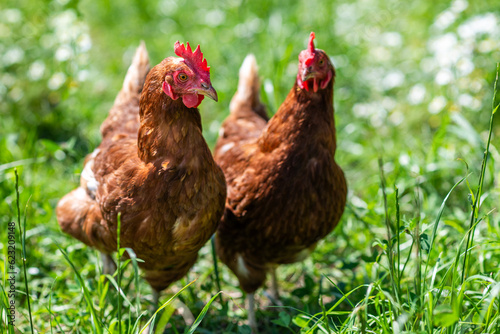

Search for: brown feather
xmin=57 ymin=44 xmax=226 ymax=292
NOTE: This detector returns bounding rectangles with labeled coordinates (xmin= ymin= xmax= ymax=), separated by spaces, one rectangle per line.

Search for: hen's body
xmin=215 ymin=48 xmax=347 ymax=297
xmin=57 ymin=43 xmax=226 ymax=292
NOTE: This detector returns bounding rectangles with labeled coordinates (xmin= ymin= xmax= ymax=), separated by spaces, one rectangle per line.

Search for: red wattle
xmin=182 ymin=93 xmax=204 ymax=108
xmin=197 ymin=94 xmax=205 ymax=106
xmin=320 ymin=69 xmax=333 ymax=89
xmin=297 ymin=75 xmax=305 ymax=89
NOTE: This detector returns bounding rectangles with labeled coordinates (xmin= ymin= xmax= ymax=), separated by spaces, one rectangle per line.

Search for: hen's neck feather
xmin=258 ymin=73 xmax=336 ymax=153
xmin=137 ymin=66 xmax=203 ymax=163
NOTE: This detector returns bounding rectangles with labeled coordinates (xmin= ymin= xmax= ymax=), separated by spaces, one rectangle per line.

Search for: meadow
xmin=1 ymin=0 xmax=500 ymax=332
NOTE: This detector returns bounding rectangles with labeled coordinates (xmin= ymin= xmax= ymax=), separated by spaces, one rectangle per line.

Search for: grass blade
xmin=323 ymin=275 xmax=354 ymax=308
xmin=395 ymin=186 xmax=401 ymax=300
xmin=461 ymin=63 xmax=499 ymax=285
xmin=210 ymin=235 xmax=224 ymax=306
xmin=139 ymin=280 xmax=196 ymax=334
xmin=0 ymin=283 xmax=15 ymax=334
xmin=104 ymin=274 xmax=135 ymax=310
xmin=123 ymin=247 xmax=142 ymax=315
xmin=378 ymin=159 xmax=400 ymax=312
xmin=14 ymin=169 xmax=34 ymax=333
xmin=56 ymin=243 xmax=104 ymax=334
xmin=185 ymin=291 xmax=223 ymax=334
xmin=117 ymin=213 xmax=122 ymax=334
xmin=0 ymin=157 xmax=47 ymax=173
xmin=422 ymin=175 xmax=466 ymax=291
xmin=319 ymin=296 xmax=332 ymax=334
xmin=154 ymin=303 xmax=176 ymax=334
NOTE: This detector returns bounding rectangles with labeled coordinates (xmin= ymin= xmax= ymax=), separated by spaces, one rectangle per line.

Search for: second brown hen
xmin=214 ymin=32 xmax=347 ymax=331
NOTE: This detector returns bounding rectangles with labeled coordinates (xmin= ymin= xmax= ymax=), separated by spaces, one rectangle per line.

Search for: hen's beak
xmin=301 ymin=67 xmax=317 ymax=82
xmin=195 ymin=83 xmax=218 ymax=102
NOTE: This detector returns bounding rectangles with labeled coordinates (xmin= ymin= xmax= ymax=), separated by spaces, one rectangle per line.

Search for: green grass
xmin=1 ymin=0 xmax=500 ymax=332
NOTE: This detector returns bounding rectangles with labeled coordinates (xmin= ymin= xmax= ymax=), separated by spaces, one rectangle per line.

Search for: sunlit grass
xmin=1 ymin=0 xmax=500 ymax=332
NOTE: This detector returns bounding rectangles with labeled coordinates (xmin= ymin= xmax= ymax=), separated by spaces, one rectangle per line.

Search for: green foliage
xmin=1 ymin=0 xmax=500 ymax=332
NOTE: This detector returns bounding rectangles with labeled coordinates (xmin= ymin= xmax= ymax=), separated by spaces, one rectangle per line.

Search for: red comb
xmin=174 ymin=41 xmax=210 ymax=73
xmin=304 ymin=32 xmax=316 ymax=66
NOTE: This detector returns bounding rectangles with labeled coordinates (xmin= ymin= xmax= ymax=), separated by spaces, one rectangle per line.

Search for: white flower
xmin=451 ymin=0 xmax=468 ymax=13
xmin=456 ymin=58 xmax=474 ymax=76
xmin=28 ymin=61 xmax=45 ymax=81
xmin=435 ymin=68 xmax=454 ymax=85
xmin=3 ymin=8 xmax=22 ymax=23
xmin=428 ymin=96 xmax=447 ymax=114
xmin=77 ymin=33 xmax=92 ymax=53
xmin=428 ymin=33 xmax=460 ymax=68
xmin=458 ymin=13 xmax=498 ymax=39
xmin=3 ymin=46 xmax=24 ymax=65
xmin=433 ymin=10 xmax=457 ymax=31
xmin=204 ymin=9 xmax=226 ymax=27
xmin=399 ymin=154 xmax=410 ymax=166
xmin=77 ymin=69 xmax=89 ymax=82
xmin=48 ymin=72 xmax=67 ymax=90
xmin=408 ymin=84 xmax=426 ymax=105
xmin=55 ymin=45 xmax=73 ymax=62
xmin=381 ymin=32 xmax=403 ymax=47
xmin=458 ymin=94 xmax=473 ymax=108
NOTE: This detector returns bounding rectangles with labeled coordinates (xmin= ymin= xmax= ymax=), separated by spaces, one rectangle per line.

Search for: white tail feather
xmin=229 ymin=54 xmax=261 ymax=114
xmin=101 ymin=42 xmax=151 ymax=138
xmin=122 ymin=41 xmax=150 ymax=96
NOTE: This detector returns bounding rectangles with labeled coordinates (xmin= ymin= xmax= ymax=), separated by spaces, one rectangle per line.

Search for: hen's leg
xmin=270 ymin=268 xmax=280 ymax=301
xmin=101 ymin=252 xmax=117 ymax=276
xmin=247 ymin=292 xmax=257 ymax=333
xmin=150 ymin=288 xmax=194 ymax=330
xmin=143 ymin=322 xmax=153 ymax=334
xmin=152 ymin=289 xmax=160 ymax=307
xmin=175 ymin=298 xmax=195 ymax=326
xmin=142 ymin=289 xmax=160 ymax=334
xmin=263 ymin=268 xmax=283 ymax=306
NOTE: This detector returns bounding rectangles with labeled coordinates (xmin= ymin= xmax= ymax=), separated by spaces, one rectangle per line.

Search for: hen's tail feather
xmin=100 ymin=42 xmax=150 ymax=138
xmin=229 ymin=54 xmax=268 ymax=121
xmin=119 ymin=41 xmax=150 ymax=101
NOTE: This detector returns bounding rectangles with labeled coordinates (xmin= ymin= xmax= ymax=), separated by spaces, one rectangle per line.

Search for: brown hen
xmin=214 ymin=32 xmax=347 ymax=331
xmin=56 ymin=41 xmax=226 ymax=303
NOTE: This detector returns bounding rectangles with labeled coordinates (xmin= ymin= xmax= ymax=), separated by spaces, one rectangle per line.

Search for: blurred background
xmin=1 ymin=0 xmax=499 ymax=332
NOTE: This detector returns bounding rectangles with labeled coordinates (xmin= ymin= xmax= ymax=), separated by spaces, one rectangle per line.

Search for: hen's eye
xmin=178 ymin=73 xmax=188 ymax=81
xmin=319 ymin=59 xmax=325 ymax=66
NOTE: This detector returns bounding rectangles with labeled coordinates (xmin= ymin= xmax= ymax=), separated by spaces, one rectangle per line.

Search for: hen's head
xmin=297 ymin=32 xmax=335 ymax=93
xmin=161 ymin=41 xmax=218 ymax=108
